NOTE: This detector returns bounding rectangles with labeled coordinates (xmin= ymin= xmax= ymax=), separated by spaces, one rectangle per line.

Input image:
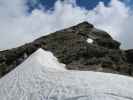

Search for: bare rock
xmin=0 ymin=21 xmax=133 ymax=77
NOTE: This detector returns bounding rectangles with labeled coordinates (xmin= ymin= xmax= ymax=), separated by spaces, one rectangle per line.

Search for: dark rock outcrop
xmin=125 ymin=49 xmax=133 ymax=64
xmin=0 ymin=21 xmax=133 ymax=77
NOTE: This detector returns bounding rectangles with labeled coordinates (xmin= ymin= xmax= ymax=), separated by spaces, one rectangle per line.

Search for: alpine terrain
xmin=0 ymin=22 xmax=133 ymax=77
xmin=0 ymin=22 xmax=133 ymax=100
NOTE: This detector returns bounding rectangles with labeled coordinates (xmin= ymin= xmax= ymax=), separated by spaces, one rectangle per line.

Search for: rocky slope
xmin=0 ymin=21 xmax=133 ymax=77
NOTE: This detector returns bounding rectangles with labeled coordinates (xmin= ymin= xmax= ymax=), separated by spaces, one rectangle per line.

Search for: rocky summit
xmin=0 ymin=21 xmax=133 ymax=78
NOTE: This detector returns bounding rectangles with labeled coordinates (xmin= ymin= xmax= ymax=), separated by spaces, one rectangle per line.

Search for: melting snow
xmin=0 ymin=48 xmax=133 ymax=100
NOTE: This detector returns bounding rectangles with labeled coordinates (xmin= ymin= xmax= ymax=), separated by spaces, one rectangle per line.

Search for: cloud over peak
xmin=0 ymin=0 xmax=132 ymax=50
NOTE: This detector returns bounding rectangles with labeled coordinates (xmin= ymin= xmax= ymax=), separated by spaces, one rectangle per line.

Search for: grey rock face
xmin=0 ymin=21 xmax=133 ymax=77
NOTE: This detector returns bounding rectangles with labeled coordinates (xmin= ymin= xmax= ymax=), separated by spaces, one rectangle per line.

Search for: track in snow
xmin=0 ymin=48 xmax=133 ymax=100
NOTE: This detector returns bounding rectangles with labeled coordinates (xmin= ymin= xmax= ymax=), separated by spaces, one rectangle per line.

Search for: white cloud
xmin=87 ymin=0 xmax=130 ymax=49
xmin=0 ymin=0 xmax=132 ymax=50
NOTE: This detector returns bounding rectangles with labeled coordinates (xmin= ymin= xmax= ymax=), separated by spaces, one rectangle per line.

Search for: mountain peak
xmin=0 ymin=21 xmax=133 ymax=77
xmin=76 ymin=21 xmax=94 ymax=28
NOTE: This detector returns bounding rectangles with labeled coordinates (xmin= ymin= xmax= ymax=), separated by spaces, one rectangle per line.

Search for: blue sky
xmin=28 ymin=0 xmax=110 ymax=9
xmin=27 ymin=0 xmax=132 ymax=12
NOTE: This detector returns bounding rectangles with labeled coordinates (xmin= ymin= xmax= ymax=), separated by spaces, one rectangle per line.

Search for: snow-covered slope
xmin=0 ymin=48 xmax=133 ymax=100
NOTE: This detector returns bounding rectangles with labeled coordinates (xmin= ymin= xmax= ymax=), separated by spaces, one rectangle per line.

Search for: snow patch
xmin=0 ymin=48 xmax=133 ymax=100
xmin=33 ymin=48 xmax=66 ymax=71
xmin=5 ymin=48 xmax=66 ymax=74
xmin=87 ymin=38 xmax=94 ymax=43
